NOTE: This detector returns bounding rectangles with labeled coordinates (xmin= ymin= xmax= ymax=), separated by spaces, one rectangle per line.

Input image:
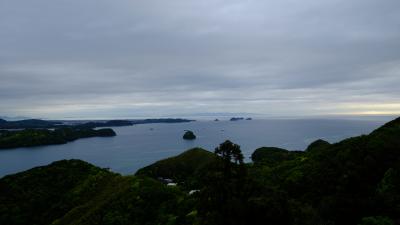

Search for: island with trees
xmin=75 ymin=118 xmax=195 ymax=128
xmin=70 ymin=118 xmax=195 ymax=128
xmin=1 ymin=117 xmax=400 ymax=224
xmin=0 ymin=127 xmax=116 ymax=149
xmin=0 ymin=118 xmax=195 ymax=129
xmin=183 ymin=130 xmax=196 ymax=140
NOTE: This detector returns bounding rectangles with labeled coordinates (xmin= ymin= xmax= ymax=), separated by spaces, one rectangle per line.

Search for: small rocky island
xmin=182 ymin=130 xmax=196 ymax=140
xmin=230 ymin=117 xmax=244 ymax=121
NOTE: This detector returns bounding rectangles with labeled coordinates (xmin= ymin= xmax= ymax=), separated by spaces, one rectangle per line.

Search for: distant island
xmin=132 ymin=118 xmax=195 ymax=124
xmin=183 ymin=130 xmax=196 ymax=140
xmin=230 ymin=117 xmax=244 ymax=121
xmin=0 ymin=118 xmax=195 ymax=129
xmin=229 ymin=117 xmax=252 ymax=121
xmin=74 ymin=120 xmax=134 ymax=128
xmin=0 ymin=127 xmax=116 ymax=149
xmin=76 ymin=118 xmax=195 ymax=128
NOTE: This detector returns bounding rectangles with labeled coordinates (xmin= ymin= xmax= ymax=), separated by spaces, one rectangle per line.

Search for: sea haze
xmin=0 ymin=118 xmax=387 ymax=177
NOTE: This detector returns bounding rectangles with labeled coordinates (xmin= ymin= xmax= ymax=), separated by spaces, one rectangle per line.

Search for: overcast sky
xmin=0 ymin=0 xmax=399 ymax=119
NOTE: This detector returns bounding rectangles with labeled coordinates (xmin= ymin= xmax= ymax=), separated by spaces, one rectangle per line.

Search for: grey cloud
xmin=0 ymin=0 xmax=399 ymax=118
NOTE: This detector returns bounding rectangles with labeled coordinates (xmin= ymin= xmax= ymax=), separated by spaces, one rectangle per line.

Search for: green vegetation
xmin=136 ymin=148 xmax=216 ymax=188
xmin=0 ymin=128 xmax=116 ymax=149
xmin=182 ymin=130 xmax=196 ymax=140
xmin=305 ymin=139 xmax=331 ymax=152
xmin=1 ymin=117 xmax=400 ymax=225
xmin=251 ymin=147 xmax=303 ymax=165
xmin=358 ymin=216 xmax=394 ymax=225
xmin=0 ymin=160 xmax=193 ymax=225
xmin=197 ymin=140 xmax=250 ymax=225
xmin=244 ymin=117 xmax=400 ymax=225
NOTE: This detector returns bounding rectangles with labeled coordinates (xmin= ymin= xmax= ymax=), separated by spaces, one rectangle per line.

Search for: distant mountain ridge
xmin=0 ymin=118 xmax=195 ymax=129
xmin=0 ymin=116 xmax=31 ymax=121
xmin=0 ymin=119 xmax=62 ymax=129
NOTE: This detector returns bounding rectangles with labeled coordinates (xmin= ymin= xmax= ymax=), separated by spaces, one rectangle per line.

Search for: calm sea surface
xmin=0 ymin=119 xmax=388 ymax=177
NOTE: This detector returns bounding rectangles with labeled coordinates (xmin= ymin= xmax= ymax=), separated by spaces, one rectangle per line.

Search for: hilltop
xmin=0 ymin=160 xmax=190 ymax=225
xmin=136 ymin=148 xmax=216 ymax=188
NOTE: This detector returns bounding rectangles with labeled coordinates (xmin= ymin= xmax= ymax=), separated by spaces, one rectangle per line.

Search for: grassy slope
xmin=135 ymin=148 xmax=217 ymax=188
xmin=0 ymin=160 xmax=116 ymax=225
xmin=0 ymin=160 xmax=192 ymax=225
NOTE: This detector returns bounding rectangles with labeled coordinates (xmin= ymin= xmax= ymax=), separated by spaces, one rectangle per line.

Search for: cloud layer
xmin=1 ymin=0 xmax=399 ymax=119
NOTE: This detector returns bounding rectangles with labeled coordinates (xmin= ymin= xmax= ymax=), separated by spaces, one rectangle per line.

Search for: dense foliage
xmin=136 ymin=148 xmax=216 ymax=189
xmin=251 ymin=146 xmax=303 ymax=165
xmin=245 ymin=117 xmax=400 ymax=225
xmin=1 ymin=117 xmax=400 ymax=225
xmin=0 ymin=128 xmax=115 ymax=149
xmin=0 ymin=160 xmax=193 ymax=225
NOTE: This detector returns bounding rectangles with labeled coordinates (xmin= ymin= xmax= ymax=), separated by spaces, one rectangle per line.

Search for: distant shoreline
xmin=0 ymin=118 xmax=195 ymax=129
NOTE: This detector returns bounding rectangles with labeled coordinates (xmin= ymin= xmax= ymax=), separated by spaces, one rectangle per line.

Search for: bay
xmin=0 ymin=118 xmax=387 ymax=177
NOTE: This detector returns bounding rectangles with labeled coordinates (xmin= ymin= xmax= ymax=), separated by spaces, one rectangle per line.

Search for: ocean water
xmin=0 ymin=118 xmax=388 ymax=177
